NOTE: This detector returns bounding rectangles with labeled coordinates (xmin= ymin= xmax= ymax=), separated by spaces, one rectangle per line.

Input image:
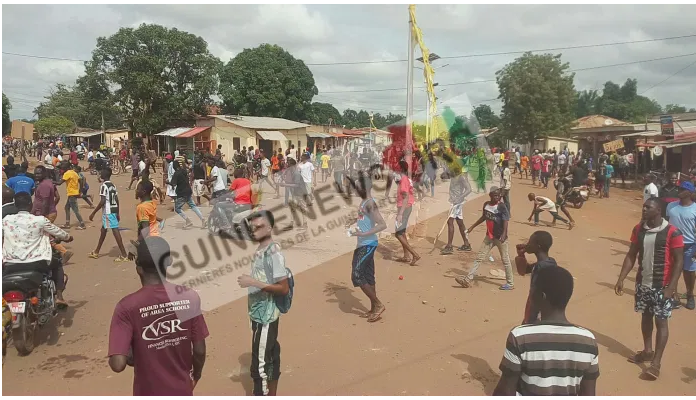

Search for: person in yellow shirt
xmin=520 ymin=154 xmax=529 ymax=179
xmin=58 ymin=164 xmax=86 ymax=229
xmin=135 ymin=180 xmax=162 ymax=242
xmin=320 ymin=152 xmax=331 ymax=183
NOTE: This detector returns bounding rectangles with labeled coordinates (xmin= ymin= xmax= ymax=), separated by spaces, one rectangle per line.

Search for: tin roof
xmin=154 ymin=127 xmax=192 ymax=137
xmin=573 ymin=115 xmax=630 ymax=129
xmin=209 ymin=115 xmax=309 ymax=130
xmin=177 ymin=127 xmax=210 ymax=138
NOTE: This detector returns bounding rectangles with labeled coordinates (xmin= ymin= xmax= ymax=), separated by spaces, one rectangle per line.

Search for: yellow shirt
xmin=63 ymin=170 xmax=80 ymax=196
xmin=136 ymin=201 xmax=160 ymax=237
xmin=321 ymin=154 xmax=330 ymax=168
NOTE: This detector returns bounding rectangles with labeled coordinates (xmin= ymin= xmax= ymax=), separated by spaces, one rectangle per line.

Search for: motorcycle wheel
xmin=12 ymin=312 xmax=36 ymax=356
xmin=207 ymin=213 xmax=220 ymax=236
xmin=574 ymin=201 xmax=584 ymax=209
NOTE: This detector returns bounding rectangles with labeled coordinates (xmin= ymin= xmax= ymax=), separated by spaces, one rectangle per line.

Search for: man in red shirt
xmin=69 ymin=148 xmax=79 ymax=167
xmin=211 ymin=168 xmax=253 ymax=234
xmin=395 ymin=159 xmax=420 ymax=266
xmin=615 ymin=197 xmax=683 ymax=380
xmin=108 ymin=237 xmax=209 ymax=395
xmin=531 ymin=150 xmax=542 ymax=186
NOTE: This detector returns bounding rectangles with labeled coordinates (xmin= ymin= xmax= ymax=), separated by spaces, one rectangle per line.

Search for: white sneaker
xmin=489 ymin=255 xmax=495 ymax=262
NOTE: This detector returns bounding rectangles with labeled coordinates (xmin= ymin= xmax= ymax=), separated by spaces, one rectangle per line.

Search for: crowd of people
xmin=3 ymin=136 xmax=695 ymax=396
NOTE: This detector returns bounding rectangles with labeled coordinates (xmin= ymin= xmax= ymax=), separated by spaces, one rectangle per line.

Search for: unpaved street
xmin=3 ymin=163 xmax=695 ymax=395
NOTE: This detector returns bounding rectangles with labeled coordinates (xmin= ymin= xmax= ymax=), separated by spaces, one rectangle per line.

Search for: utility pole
xmin=101 ymin=111 xmax=105 ymax=145
xmin=406 ymin=6 xmax=415 ymax=178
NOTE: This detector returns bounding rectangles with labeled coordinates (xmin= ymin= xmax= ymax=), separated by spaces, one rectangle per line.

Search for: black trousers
xmin=251 ymin=318 xmax=281 ymax=396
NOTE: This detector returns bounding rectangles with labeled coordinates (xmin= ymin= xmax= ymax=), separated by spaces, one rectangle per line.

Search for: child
xmin=135 ymin=180 xmax=162 ymax=243
xmin=515 ymin=231 xmax=558 ymax=324
xmin=87 ymin=167 xmax=129 ymax=262
xmin=76 ymin=166 xmax=94 ymax=208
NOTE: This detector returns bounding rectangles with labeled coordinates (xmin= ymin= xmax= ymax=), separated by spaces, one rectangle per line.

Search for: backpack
xmin=262 ymin=243 xmax=294 ymax=314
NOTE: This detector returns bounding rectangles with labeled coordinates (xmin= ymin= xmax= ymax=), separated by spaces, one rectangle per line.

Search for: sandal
xmin=440 ymin=246 xmax=453 ymax=255
xmin=367 ymin=306 xmax=385 ymax=323
xmin=114 ymin=256 xmax=129 ymax=263
xmin=359 ymin=311 xmax=373 ymax=318
xmin=455 ymin=276 xmax=472 ymax=288
xmin=410 ymin=255 xmax=421 ymax=266
xmin=87 ymin=252 xmax=100 ymax=259
xmin=627 ymin=350 xmax=654 ymax=364
xmin=645 ymin=363 xmax=660 ymax=380
xmin=458 ymin=244 xmax=472 ymax=252
xmin=394 ymin=257 xmax=411 ymax=263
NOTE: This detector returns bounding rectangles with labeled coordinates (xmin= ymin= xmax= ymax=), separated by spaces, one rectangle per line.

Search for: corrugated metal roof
xmin=306 ymin=131 xmax=331 ymax=138
xmin=177 ymin=127 xmax=210 ymax=138
xmin=211 ymin=115 xmax=309 ymax=130
xmin=67 ymin=131 xmax=102 ymax=138
xmin=257 ymin=130 xmax=289 ymax=141
xmin=572 ymin=115 xmax=630 ymax=129
xmin=155 ymin=127 xmax=191 ymax=137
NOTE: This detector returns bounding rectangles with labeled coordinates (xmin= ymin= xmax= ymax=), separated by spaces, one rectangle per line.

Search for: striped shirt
xmin=499 ymin=323 xmax=600 ymax=396
xmin=630 ymin=219 xmax=684 ymax=289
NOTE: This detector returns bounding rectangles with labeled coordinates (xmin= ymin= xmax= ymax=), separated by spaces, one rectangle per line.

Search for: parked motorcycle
xmin=2 ymin=250 xmax=68 ymax=356
xmin=554 ymin=177 xmax=588 ymax=209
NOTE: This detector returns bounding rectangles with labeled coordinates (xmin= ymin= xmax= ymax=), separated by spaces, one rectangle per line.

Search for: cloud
xmin=3 ymin=4 xmax=696 ymax=121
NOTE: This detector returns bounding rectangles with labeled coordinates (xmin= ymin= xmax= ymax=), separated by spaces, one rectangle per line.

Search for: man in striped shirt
xmin=494 ymin=266 xmax=599 ymax=395
xmin=615 ymin=197 xmax=684 ymax=380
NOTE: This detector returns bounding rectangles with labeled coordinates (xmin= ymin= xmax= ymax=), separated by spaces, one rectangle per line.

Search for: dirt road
xmin=3 ymin=163 xmax=695 ymax=395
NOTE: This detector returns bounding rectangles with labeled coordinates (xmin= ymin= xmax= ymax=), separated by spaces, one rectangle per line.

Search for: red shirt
xmin=230 ymin=178 xmax=252 ymax=205
xmin=541 ymin=159 xmax=551 ymax=173
xmin=120 ymin=149 xmax=128 ymax=160
xmin=70 ymin=151 xmax=78 ymax=165
xmin=396 ymin=175 xmax=415 ymax=208
xmin=630 ymin=221 xmax=683 ymax=289
xmin=108 ymin=283 xmax=209 ymax=396
xmin=531 ymin=155 xmax=542 ymax=171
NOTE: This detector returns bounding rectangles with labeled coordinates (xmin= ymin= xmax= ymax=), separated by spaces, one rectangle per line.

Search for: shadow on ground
xmin=596 ymin=281 xmax=635 ymax=297
xmin=451 ymin=353 xmax=499 ymax=395
xmin=600 ymin=236 xmax=632 ymax=247
xmin=682 ymin=366 xmax=696 ymax=384
xmin=324 ymin=282 xmax=369 ymax=316
xmin=229 ymin=352 xmax=254 ymax=395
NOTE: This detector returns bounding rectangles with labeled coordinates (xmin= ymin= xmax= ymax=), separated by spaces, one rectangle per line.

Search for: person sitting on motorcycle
xmin=214 ymin=168 xmax=253 ymax=233
xmin=554 ymin=174 xmax=576 ymax=228
xmin=2 ymin=192 xmax=73 ymax=308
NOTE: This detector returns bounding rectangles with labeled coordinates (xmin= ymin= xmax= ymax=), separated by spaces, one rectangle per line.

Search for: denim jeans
xmin=466 ymin=237 xmax=514 ymax=285
xmin=174 ymin=195 xmax=204 ymax=221
xmin=64 ymin=196 xmax=84 ymax=225
xmin=334 ymin=170 xmax=344 ymax=193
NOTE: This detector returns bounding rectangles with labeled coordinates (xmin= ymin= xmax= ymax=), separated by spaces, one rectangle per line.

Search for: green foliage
xmin=220 ymin=44 xmax=316 ymax=121
xmin=664 ymin=104 xmax=688 ymax=114
xmin=496 ymin=52 xmax=577 ymax=144
xmin=2 ymin=93 xmax=11 ymax=136
xmin=592 ymin=79 xmax=662 ymax=123
xmin=90 ymin=23 xmax=221 ymax=135
xmin=34 ymin=84 xmax=85 ymax=125
xmin=575 ymin=90 xmax=599 ymax=118
xmin=472 ymin=104 xmax=501 ymax=129
xmin=34 ymin=116 xmax=74 ymax=137
xmin=308 ymin=102 xmax=342 ymax=125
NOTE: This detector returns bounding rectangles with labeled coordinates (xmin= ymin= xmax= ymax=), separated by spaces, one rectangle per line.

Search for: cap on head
xmin=679 ymin=180 xmax=695 ymax=193
xmin=489 ymin=185 xmax=500 ymax=194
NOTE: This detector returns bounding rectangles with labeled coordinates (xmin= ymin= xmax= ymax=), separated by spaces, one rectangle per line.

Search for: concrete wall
xmin=105 ymin=130 xmax=129 ymax=149
xmin=10 ymin=120 xmax=36 ymax=140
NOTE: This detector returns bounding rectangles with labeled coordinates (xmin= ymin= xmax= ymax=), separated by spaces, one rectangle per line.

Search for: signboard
xmin=603 ymin=139 xmax=625 ymax=152
xmin=660 ymin=115 xmax=674 ymax=136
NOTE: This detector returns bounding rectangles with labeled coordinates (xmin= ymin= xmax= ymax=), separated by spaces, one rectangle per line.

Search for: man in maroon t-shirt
xmin=531 ymin=150 xmax=542 ymax=186
xmin=108 ymin=237 xmax=209 ymax=395
xmin=615 ymin=197 xmax=684 ymax=380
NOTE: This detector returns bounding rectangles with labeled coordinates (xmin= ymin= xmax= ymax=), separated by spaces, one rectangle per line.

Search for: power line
xmin=640 ymin=57 xmax=696 ymax=95
xmin=4 ymin=33 xmax=695 ymax=67
xmin=320 ymin=52 xmax=696 ymax=93
xmin=305 ymin=34 xmax=696 ymax=66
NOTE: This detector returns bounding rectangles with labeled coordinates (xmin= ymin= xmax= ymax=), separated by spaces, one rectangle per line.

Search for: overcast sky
xmin=3 ymin=4 xmax=696 ymax=122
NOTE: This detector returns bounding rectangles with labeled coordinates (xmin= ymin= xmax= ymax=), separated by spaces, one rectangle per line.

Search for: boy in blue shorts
xmin=76 ymin=165 xmax=94 ymax=208
xmin=88 ymin=167 xmax=128 ymax=262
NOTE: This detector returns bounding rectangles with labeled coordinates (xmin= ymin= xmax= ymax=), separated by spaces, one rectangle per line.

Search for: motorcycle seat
xmin=232 ymin=208 xmax=254 ymax=224
xmin=2 ymin=270 xmax=45 ymax=292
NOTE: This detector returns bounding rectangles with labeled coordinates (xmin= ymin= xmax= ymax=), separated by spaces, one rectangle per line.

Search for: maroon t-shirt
xmin=108 ymin=283 xmax=209 ymax=396
xmin=31 ymin=179 xmax=57 ymax=215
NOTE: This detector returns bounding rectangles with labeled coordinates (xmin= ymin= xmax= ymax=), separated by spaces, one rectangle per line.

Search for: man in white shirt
xmin=257 ymin=149 xmax=277 ymax=197
xmin=643 ymin=174 xmax=659 ymax=202
xmin=2 ymin=192 xmax=73 ymax=307
xmin=527 ymin=192 xmax=572 ymax=229
xmin=207 ymin=159 xmax=229 ymax=198
xmin=501 ymin=160 xmax=513 ymax=215
xmin=299 ymin=154 xmax=315 ymax=205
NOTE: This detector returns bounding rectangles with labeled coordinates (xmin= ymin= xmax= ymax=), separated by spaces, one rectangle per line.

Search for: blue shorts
xmin=102 ymin=214 xmax=119 ymax=229
xmin=684 ymin=243 xmax=696 ymax=272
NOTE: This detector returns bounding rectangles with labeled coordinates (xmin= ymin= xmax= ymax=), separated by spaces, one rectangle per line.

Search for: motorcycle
xmin=2 ymin=298 xmax=11 ymax=364
xmin=77 ymin=150 xmax=85 ymax=161
xmin=207 ymin=191 xmax=257 ymax=241
xmin=2 ymin=249 xmax=68 ymax=356
xmin=554 ymin=177 xmax=588 ymax=209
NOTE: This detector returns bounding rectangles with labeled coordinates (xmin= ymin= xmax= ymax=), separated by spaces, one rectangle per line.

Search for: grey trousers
xmin=466 ymin=236 xmax=514 ymax=285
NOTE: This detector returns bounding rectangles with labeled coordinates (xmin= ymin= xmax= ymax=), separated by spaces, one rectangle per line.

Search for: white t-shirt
xmin=211 ymin=166 xmax=228 ymax=192
xmin=261 ymin=158 xmax=271 ymax=176
xmin=535 ymin=196 xmax=557 ymax=212
xmin=286 ymin=151 xmax=296 ymax=161
xmin=88 ymin=151 xmax=94 ymax=160
xmin=138 ymin=160 xmax=146 ymax=173
xmin=558 ymin=154 xmax=567 ymax=165
xmin=643 ymin=182 xmax=659 ymax=202
xmin=493 ymin=153 xmax=501 ymax=164
xmin=299 ymin=161 xmax=314 ymax=183
xmin=96 ymin=151 xmax=104 ymax=159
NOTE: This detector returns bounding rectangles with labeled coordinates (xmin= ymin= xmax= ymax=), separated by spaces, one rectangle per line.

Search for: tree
xmin=496 ymin=52 xmax=577 ymax=144
xmin=308 ymin=102 xmax=342 ymax=125
xmin=220 ymin=44 xmax=317 ymax=121
xmin=664 ymin=104 xmax=687 ymax=114
xmin=88 ymin=24 xmax=222 ymax=135
xmin=34 ymin=84 xmax=86 ymax=126
xmin=2 ymin=93 xmax=11 ymax=136
xmin=34 ymin=116 xmax=74 ymax=137
xmin=575 ymin=90 xmax=599 ymax=118
xmin=594 ymin=79 xmax=662 ymax=122
xmin=472 ymin=104 xmax=501 ymax=129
